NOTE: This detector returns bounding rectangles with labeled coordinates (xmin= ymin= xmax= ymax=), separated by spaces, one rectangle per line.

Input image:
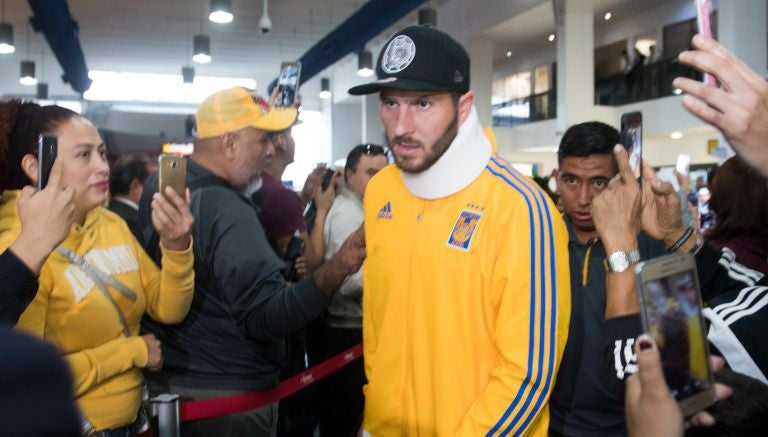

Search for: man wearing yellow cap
xmin=137 ymin=87 xmax=366 ymax=436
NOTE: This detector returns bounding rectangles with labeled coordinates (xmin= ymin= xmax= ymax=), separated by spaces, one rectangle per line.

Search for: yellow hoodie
xmin=0 ymin=190 xmax=194 ymax=431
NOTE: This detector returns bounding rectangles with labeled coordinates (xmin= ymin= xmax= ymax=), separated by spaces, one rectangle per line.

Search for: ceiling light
xmin=209 ymin=0 xmax=233 ymax=24
xmin=357 ymin=50 xmax=374 ymax=77
xmin=548 ymin=33 xmax=555 ymax=42
xmin=0 ymin=22 xmax=14 ymax=54
xmin=418 ymin=7 xmax=437 ymax=26
xmin=259 ymin=0 xmax=271 ymax=34
xmin=36 ymin=82 xmax=48 ymax=99
xmin=193 ymin=34 xmax=211 ymax=64
xmin=182 ymin=66 xmax=195 ymax=84
xmin=319 ymin=77 xmax=331 ymax=99
xmin=19 ymin=60 xmax=37 ymax=86
xmin=673 ymin=88 xmax=683 ymax=95
xmin=670 ymin=131 xmax=684 ymax=140
xmin=604 ymin=12 xmax=612 ymax=20
xmin=506 ymin=50 xmax=512 ymax=58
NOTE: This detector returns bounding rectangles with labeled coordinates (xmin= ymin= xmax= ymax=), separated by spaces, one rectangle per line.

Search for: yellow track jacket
xmin=362 ymin=108 xmax=571 ymax=436
xmin=0 ymin=190 xmax=194 ymax=431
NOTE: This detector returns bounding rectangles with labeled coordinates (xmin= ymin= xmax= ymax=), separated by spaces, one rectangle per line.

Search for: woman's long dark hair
xmin=706 ymin=155 xmax=768 ymax=241
xmin=0 ymin=100 xmax=79 ymax=190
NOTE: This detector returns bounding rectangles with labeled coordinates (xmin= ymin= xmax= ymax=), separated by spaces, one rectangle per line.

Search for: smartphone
xmin=276 ymin=61 xmax=302 ymax=107
xmin=676 ymin=154 xmax=691 ymax=177
xmin=37 ymin=134 xmax=58 ymax=190
xmin=281 ymin=232 xmax=305 ymax=282
xmin=158 ymin=154 xmax=187 ymax=199
xmin=321 ymin=168 xmax=335 ymax=191
xmin=620 ymin=111 xmax=643 ymax=183
xmin=635 ymin=253 xmax=716 ymax=416
xmin=695 ymin=0 xmax=717 ymax=87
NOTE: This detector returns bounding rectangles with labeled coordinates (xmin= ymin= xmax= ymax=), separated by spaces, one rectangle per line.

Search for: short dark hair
xmin=706 ymin=155 xmax=768 ymax=241
xmin=558 ymin=121 xmax=620 ymax=164
xmin=0 ymin=100 xmax=80 ymax=190
xmin=110 ymin=156 xmax=150 ymax=196
xmin=345 ymin=144 xmax=388 ymax=175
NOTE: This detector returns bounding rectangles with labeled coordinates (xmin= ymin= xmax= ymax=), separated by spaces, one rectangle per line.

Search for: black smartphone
xmin=635 ymin=253 xmax=716 ymax=416
xmin=281 ymin=233 xmax=305 ymax=282
xmin=37 ymin=134 xmax=58 ymax=190
xmin=620 ymin=111 xmax=643 ymax=183
xmin=321 ymin=168 xmax=335 ymax=191
xmin=276 ymin=61 xmax=302 ymax=107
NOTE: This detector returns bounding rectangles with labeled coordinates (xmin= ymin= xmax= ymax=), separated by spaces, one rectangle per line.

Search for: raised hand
xmin=152 ymin=187 xmax=194 ymax=251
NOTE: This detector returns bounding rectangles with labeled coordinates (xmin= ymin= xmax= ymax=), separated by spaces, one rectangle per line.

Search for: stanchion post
xmin=151 ymin=393 xmax=180 ymax=437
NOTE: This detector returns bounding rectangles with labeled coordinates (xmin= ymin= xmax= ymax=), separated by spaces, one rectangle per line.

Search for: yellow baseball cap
xmin=195 ymin=87 xmax=298 ymax=139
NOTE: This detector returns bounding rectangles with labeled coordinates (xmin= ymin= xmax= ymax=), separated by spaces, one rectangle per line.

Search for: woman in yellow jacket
xmin=0 ymin=100 xmax=195 ymax=435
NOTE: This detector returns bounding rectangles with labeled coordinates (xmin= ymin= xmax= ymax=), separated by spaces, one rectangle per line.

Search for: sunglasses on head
xmin=361 ymin=143 xmax=388 ymax=156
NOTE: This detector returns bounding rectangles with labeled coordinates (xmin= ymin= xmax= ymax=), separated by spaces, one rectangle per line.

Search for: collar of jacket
xmin=401 ymin=105 xmax=492 ymax=200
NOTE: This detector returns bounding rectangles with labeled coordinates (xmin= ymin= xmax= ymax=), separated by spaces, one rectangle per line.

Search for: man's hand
xmin=591 ymin=145 xmax=641 ymax=252
xmin=313 ymin=180 xmax=337 ymax=213
xmin=625 ymin=335 xmax=684 ymax=437
xmin=313 ymin=225 xmax=366 ymax=298
xmin=301 ymin=165 xmax=329 ymax=206
xmin=141 ymin=333 xmax=163 ymax=372
xmin=10 ymin=159 xmax=76 ymax=274
xmin=639 ymin=163 xmax=686 ymax=246
xmin=152 ymin=187 xmax=194 ymax=251
xmin=675 ymin=34 xmax=768 ymax=178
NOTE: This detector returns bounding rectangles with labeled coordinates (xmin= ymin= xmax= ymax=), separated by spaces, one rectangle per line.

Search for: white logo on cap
xmin=381 ymin=35 xmax=416 ymax=74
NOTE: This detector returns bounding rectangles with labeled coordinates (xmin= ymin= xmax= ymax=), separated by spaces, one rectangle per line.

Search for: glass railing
xmin=595 ymin=58 xmax=703 ymax=106
xmin=492 ymin=90 xmax=556 ymax=127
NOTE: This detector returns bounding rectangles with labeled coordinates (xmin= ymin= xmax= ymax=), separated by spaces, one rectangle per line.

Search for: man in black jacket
xmin=138 ymin=87 xmax=365 ymax=437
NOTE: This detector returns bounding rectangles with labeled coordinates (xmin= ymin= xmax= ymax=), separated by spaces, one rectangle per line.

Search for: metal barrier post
xmin=151 ymin=394 xmax=180 ymax=437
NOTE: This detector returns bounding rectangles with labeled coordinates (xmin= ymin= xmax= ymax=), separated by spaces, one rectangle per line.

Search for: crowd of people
xmin=1 ymin=24 xmax=767 ymax=437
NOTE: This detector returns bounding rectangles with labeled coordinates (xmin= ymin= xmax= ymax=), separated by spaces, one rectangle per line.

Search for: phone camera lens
xmin=171 ymin=161 xmax=177 ymax=169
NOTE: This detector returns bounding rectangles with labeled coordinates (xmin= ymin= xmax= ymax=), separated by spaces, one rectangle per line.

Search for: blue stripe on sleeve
xmin=484 ymin=162 xmax=545 ymax=437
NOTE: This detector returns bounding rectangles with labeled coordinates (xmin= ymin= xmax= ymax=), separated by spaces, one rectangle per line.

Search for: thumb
xmin=634 ymin=335 xmax=668 ymax=394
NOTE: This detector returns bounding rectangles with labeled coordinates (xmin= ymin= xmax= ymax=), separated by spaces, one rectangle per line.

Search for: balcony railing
xmin=595 ymin=58 xmax=703 ymax=106
xmin=492 ymin=90 xmax=556 ymax=127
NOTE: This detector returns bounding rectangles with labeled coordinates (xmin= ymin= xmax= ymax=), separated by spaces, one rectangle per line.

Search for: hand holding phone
xmin=276 ymin=61 xmax=302 ymax=107
xmin=620 ymin=111 xmax=643 ymax=183
xmin=635 ymin=253 xmax=716 ymax=416
xmin=37 ymin=134 xmax=58 ymax=190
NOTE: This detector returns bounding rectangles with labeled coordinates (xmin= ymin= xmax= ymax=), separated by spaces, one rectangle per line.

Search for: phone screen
xmin=636 ymin=254 xmax=714 ymax=415
xmin=695 ymin=0 xmax=717 ymax=87
xmin=620 ymin=111 xmax=643 ymax=182
xmin=676 ymin=154 xmax=691 ymax=176
xmin=37 ymin=134 xmax=58 ymax=190
xmin=276 ymin=61 xmax=302 ymax=107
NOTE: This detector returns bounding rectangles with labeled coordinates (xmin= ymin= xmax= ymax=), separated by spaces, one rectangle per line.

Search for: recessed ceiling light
xmin=604 ymin=12 xmax=612 ymax=20
xmin=670 ymin=131 xmax=684 ymax=140
xmin=506 ymin=50 xmax=512 ymax=58
xmin=548 ymin=33 xmax=555 ymax=42
xmin=673 ymin=88 xmax=683 ymax=95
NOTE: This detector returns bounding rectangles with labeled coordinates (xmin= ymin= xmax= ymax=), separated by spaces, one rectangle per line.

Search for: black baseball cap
xmin=348 ymin=25 xmax=470 ymax=95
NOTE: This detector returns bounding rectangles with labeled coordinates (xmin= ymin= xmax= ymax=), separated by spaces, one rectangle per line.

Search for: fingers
xmin=710 ymin=355 xmax=726 ymax=372
xmin=713 ymin=381 xmax=733 ymax=402
xmin=690 ymin=34 xmax=765 ymax=88
xmin=612 ymin=144 xmax=635 ymax=183
xmin=688 ymin=411 xmax=716 ymax=428
xmin=634 ymin=334 xmax=668 ymax=395
xmin=45 ymin=158 xmax=64 ymax=190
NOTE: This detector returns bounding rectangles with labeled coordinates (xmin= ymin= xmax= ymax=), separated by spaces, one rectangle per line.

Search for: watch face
xmin=612 ymin=255 xmax=629 ymax=272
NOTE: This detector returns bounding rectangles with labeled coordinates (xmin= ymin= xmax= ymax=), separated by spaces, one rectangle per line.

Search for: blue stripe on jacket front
xmin=483 ymin=157 xmax=554 ymax=436
xmin=492 ymin=156 xmax=559 ymax=436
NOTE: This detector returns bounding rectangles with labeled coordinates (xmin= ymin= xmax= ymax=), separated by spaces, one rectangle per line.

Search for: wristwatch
xmin=603 ymin=249 xmax=641 ymax=273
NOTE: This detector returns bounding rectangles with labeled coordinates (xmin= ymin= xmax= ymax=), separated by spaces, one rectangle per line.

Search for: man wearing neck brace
xmin=349 ymin=25 xmax=571 ymax=436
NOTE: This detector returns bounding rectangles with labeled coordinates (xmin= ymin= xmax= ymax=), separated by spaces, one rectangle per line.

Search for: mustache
xmin=389 ymin=135 xmax=422 ymax=147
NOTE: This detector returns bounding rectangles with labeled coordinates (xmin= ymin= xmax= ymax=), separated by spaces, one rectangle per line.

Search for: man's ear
xmin=220 ymin=133 xmax=236 ymax=158
xmin=457 ymin=91 xmax=475 ymax=124
xmin=20 ymin=154 xmax=39 ymax=185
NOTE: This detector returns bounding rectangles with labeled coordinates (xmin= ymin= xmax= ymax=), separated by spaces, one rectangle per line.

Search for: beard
xmin=389 ymin=108 xmax=459 ymax=174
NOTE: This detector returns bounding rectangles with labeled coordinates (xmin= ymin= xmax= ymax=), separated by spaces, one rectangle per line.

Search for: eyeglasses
xmin=361 ymin=143 xmax=388 ymax=156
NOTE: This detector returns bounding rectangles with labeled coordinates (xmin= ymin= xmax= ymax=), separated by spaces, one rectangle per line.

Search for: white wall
xmin=331 ymin=102 xmax=363 ymax=162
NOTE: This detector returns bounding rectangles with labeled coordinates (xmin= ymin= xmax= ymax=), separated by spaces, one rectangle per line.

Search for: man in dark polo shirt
xmin=138 ymin=87 xmax=365 ymax=437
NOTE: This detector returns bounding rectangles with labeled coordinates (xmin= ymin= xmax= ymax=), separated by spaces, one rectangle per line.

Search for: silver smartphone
xmin=635 ymin=253 xmax=715 ymax=416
